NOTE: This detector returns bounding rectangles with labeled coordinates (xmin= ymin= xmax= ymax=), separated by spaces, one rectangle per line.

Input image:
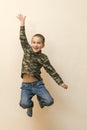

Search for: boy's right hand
xmin=16 ymin=14 xmax=26 ymax=26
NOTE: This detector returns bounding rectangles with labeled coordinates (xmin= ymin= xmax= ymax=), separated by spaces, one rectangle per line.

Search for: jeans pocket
xmin=20 ymin=83 xmax=28 ymax=89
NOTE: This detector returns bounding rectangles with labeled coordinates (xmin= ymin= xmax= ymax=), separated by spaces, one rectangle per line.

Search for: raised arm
xmin=43 ymin=56 xmax=68 ymax=89
xmin=17 ymin=14 xmax=31 ymax=53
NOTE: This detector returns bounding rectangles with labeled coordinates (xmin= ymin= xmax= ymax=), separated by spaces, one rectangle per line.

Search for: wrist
xmin=60 ymin=83 xmax=65 ymax=87
xmin=21 ymin=22 xmax=25 ymax=26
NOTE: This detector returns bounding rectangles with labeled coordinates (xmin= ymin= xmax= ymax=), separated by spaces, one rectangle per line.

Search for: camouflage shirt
xmin=19 ymin=26 xmax=64 ymax=85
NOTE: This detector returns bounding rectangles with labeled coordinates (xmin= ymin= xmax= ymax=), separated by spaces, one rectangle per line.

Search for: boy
xmin=17 ymin=14 xmax=68 ymax=117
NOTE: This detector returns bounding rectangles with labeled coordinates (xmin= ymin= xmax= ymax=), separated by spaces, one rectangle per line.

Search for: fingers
xmin=63 ymin=84 xmax=68 ymax=89
xmin=61 ymin=83 xmax=68 ymax=89
xmin=16 ymin=14 xmax=26 ymax=21
xmin=16 ymin=14 xmax=22 ymax=19
xmin=64 ymin=85 xmax=68 ymax=89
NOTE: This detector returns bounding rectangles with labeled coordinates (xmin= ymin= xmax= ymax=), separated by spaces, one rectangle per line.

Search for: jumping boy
xmin=17 ymin=14 xmax=68 ymax=117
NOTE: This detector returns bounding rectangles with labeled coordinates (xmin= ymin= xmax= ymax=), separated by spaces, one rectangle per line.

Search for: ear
xmin=42 ymin=43 xmax=45 ymax=48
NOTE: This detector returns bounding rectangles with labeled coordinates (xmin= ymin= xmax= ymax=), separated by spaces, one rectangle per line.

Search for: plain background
xmin=0 ymin=0 xmax=87 ymax=130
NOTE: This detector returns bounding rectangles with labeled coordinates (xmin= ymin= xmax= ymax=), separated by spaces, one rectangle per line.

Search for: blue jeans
xmin=20 ymin=80 xmax=54 ymax=109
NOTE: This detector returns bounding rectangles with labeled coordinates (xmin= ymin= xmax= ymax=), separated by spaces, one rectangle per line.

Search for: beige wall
xmin=0 ymin=0 xmax=87 ymax=130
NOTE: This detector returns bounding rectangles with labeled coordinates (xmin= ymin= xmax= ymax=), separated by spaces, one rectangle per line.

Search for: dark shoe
xmin=38 ymin=101 xmax=44 ymax=108
xmin=27 ymin=107 xmax=33 ymax=117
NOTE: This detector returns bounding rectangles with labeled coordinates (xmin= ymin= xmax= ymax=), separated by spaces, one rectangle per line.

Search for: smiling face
xmin=31 ymin=36 xmax=45 ymax=53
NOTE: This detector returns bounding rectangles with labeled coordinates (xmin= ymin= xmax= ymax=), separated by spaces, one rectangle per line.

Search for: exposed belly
xmin=23 ymin=73 xmax=38 ymax=82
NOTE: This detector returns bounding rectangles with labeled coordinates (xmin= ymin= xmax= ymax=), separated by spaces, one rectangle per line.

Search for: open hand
xmin=16 ymin=14 xmax=26 ymax=26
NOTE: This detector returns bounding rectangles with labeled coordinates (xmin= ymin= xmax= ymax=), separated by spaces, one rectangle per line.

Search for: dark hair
xmin=32 ymin=34 xmax=45 ymax=44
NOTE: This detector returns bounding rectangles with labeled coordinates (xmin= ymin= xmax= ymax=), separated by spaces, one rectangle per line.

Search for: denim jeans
xmin=20 ymin=80 xmax=54 ymax=109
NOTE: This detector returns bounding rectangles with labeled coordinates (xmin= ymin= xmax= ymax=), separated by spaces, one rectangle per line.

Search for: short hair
xmin=32 ymin=34 xmax=45 ymax=44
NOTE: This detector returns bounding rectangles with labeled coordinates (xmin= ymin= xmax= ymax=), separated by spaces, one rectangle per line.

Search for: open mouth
xmin=33 ymin=47 xmax=39 ymax=52
xmin=34 ymin=47 xmax=38 ymax=49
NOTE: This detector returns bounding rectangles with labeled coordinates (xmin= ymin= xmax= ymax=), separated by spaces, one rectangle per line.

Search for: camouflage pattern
xmin=20 ymin=26 xmax=64 ymax=85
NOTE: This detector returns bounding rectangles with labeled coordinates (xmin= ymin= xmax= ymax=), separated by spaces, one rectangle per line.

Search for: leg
xmin=19 ymin=83 xmax=34 ymax=109
xmin=36 ymin=81 xmax=54 ymax=108
xmin=20 ymin=88 xmax=33 ymax=117
xmin=19 ymin=83 xmax=34 ymax=117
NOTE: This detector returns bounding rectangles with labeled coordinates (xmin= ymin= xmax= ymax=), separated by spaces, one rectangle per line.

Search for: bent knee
xmin=19 ymin=101 xmax=33 ymax=109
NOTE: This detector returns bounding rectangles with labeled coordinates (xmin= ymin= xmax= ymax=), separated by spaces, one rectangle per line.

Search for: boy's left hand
xmin=60 ymin=83 xmax=68 ymax=89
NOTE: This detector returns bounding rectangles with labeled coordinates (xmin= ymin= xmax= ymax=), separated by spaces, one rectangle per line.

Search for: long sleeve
xmin=43 ymin=56 xmax=64 ymax=85
xmin=20 ymin=26 xmax=31 ymax=53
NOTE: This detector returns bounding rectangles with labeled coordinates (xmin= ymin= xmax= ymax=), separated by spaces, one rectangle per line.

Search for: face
xmin=31 ymin=36 xmax=44 ymax=52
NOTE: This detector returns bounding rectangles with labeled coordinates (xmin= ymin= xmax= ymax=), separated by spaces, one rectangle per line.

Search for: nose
xmin=34 ymin=43 xmax=38 ymax=47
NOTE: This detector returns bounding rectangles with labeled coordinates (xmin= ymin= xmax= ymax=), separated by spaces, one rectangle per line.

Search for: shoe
xmin=39 ymin=102 xmax=44 ymax=108
xmin=27 ymin=107 xmax=33 ymax=117
xmin=40 ymin=103 xmax=44 ymax=108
